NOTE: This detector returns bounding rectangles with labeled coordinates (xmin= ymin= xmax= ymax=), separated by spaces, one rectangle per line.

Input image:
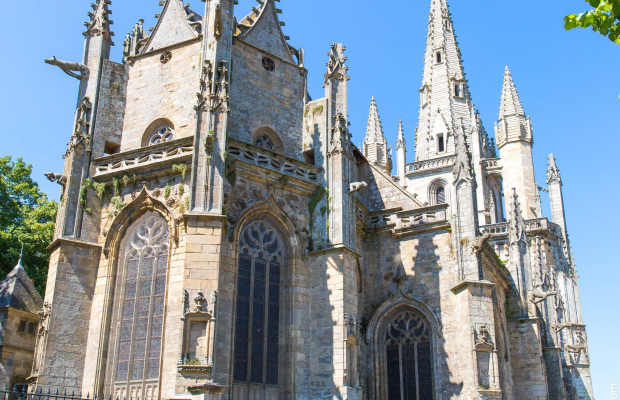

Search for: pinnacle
xmin=365 ymin=97 xmax=385 ymax=142
xmin=499 ymin=66 xmax=525 ymax=118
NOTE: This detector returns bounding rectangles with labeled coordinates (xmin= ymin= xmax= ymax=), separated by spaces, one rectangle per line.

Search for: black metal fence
xmin=0 ymin=387 xmax=120 ymax=400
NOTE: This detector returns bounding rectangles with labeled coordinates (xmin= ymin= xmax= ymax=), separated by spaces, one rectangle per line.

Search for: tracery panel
xmin=112 ymin=211 xmax=169 ymax=400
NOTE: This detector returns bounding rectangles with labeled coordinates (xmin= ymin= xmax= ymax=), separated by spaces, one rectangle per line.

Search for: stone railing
xmin=93 ymin=137 xmax=194 ymax=179
xmin=405 ymin=155 xmax=456 ymax=175
xmin=480 ymin=222 xmax=509 ymax=235
xmin=227 ymin=139 xmax=321 ymax=184
xmin=483 ymin=157 xmax=501 ymax=171
xmin=480 ymin=218 xmax=563 ymax=237
xmin=359 ymin=204 xmax=448 ymax=233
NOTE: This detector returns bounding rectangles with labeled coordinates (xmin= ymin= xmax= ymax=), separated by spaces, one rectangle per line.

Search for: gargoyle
xmin=349 ymin=181 xmax=368 ymax=194
xmin=529 ymin=289 xmax=557 ymax=304
xmin=471 ymin=232 xmax=492 ymax=255
xmin=44 ymin=172 xmax=67 ymax=187
xmin=44 ymin=56 xmax=89 ymax=80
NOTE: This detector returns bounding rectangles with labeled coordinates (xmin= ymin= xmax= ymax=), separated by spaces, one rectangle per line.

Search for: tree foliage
xmin=565 ymin=0 xmax=620 ymax=44
xmin=0 ymin=156 xmax=57 ymax=294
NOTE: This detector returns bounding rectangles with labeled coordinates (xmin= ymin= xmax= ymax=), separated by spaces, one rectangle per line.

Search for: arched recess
xmin=251 ymin=127 xmax=284 ymax=153
xmin=141 ymin=118 xmax=175 ymax=147
xmin=93 ymin=189 xmax=179 ymax=398
xmin=486 ymin=173 xmax=505 ymax=224
xmin=366 ymin=295 xmax=442 ymax=400
xmin=227 ymin=194 xmax=303 ymax=399
xmin=428 ymin=178 xmax=449 ymax=206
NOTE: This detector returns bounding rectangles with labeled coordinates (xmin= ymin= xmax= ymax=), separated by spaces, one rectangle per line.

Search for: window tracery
xmin=255 ymin=134 xmax=275 ymax=151
xmin=385 ymin=310 xmax=433 ymax=400
xmin=233 ymin=220 xmax=283 ymax=386
xmin=149 ymin=125 xmax=174 ymax=145
xmin=112 ymin=211 xmax=169 ymax=399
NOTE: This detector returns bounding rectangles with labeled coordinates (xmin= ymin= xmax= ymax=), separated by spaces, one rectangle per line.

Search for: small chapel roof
xmin=0 ymin=253 xmax=43 ymax=314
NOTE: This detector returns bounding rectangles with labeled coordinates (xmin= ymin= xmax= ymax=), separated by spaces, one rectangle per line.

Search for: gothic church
xmin=32 ymin=0 xmax=594 ymax=398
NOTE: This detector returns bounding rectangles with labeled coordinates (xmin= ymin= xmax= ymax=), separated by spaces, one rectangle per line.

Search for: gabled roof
xmin=140 ymin=0 xmax=201 ymax=54
xmin=0 ymin=257 xmax=43 ymax=314
xmin=236 ymin=0 xmax=295 ymax=63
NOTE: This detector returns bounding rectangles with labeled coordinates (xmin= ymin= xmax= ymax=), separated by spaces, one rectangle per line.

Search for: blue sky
xmin=1 ymin=0 xmax=618 ymax=396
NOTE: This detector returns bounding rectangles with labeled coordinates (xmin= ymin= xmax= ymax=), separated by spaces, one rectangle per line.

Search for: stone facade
xmin=33 ymin=0 xmax=594 ymax=399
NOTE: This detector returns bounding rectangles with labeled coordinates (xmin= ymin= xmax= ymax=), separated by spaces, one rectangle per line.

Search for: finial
xmin=17 ymin=244 xmax=24 ymax=268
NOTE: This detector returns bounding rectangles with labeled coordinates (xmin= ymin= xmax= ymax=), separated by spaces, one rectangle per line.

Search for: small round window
xmin=149 ymin=125 xmax=174 ymax=145
xmin=255 ymin=135 xmax=275 ymax=151
xmin=262 ymin=57 xmax=275 ymax=72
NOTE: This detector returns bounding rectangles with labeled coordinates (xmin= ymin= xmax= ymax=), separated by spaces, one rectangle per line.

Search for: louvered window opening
xmin=233 ymin=221 xmax=283 ymax=386
xmin=436 ymin=187 xmax=446 ymax=205
xmin=386 ymin=311 xmax=433 ymax=400
xmin=114 ymin=211 xmax=169 ymax=398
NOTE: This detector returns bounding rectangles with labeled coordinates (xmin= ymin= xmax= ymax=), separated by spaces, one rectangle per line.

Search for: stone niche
xmin=178 ymin=290 xmax=216 ymax=377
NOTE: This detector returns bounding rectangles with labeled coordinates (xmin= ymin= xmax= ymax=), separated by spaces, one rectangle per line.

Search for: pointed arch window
xmin=233 ymin=220 xmax=284 ymax=386
xmin=112 ymin=211 xmax=169 ymax=399
xmin=385 ymin=310 xmax=433 ymax=400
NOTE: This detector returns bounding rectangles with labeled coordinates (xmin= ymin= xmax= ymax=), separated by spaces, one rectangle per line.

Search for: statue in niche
xmin=183 ymin=290 xmax=190 ymax=315
xmin=194 ymin=292 xmax=208 ymax=313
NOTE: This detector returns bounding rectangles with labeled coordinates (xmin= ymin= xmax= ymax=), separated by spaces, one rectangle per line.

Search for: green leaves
xmin=564 ymin=0 xmax=620 ymax=44
xmin=0 ymin=156 xmax=57 ymax=294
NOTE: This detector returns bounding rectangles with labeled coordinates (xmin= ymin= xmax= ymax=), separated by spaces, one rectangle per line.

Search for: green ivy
xmin=172 ymin=163 xmax=188 ymax=180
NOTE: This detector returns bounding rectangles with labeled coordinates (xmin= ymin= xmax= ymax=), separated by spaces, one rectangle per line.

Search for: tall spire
xmin=363 ymin=98 xmax=391 ymax=173
xmin=396 ymin=120 xmax=406 ymax=150
xmin=84 ymin=0 xmax=114 ymax=45
xmin=415 ymin=0 xmax=476 ymax=161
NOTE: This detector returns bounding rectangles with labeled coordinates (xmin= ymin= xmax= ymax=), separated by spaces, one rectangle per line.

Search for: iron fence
xmin=0 ymin=387 xmax=122 ymax=400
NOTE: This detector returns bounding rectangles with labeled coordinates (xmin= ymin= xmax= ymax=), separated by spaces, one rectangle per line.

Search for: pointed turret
xmin=0 ymin=250 xmax=43 ymax=314
xmin=496 ymin=66 xmax=532 ymax=147
xmin=415 ymin=0 xmax=477 ymax=161
xmin=363 ymin=98 xmax=391 ymax=173
xmin=396 ymin=120 xmax=407 ymax=185
xmin=496 ymin=67 xmax=539 ymax=219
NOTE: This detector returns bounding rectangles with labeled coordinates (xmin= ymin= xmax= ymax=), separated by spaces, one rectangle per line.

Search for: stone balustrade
xmin=405 ymin=155 xmax=456 ymax=175
xmin=93 ymin=137 xmax=194 ymax=179
xmin=227 ymin=138 xmax=321 ymax=184
xmin=483 ymin=157 xmax=502 ymax=171
xmin=480 ymin=218 xmax=563 ymax=237
xmin=357 ymin=204 xmax=449 ymax=234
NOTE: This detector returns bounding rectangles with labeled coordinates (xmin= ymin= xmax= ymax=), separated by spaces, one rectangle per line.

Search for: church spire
xmin=363 ymin=97 xmax=392 ymax=173
xmin=496 ymin=66 xmax=532 ymax=147
xmin=415 ymin=0 xmax=476 ymax=162
xmin=396 ymin=120 xmax=407 ymax=185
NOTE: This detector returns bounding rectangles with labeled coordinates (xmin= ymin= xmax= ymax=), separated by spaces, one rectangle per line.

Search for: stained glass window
xmin=233 ymin=220 xmax=283 ymax=386
xmin=385 ymin=310 xmax=433 ymax=400
xmin=114 ymin=212 xmax=169 ymax=396
xmin=255 ymin=135 xmax=275 ymax=151
xmin=149 ymin=125 xmax=174 ymax=145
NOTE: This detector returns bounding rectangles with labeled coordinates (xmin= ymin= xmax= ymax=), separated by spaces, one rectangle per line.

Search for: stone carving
xmin=330 ymin=113 xmax=353 ymax=157
xmin=203 ymin=130 xmax=216 ymax=155
xmin=84 ymin=0 xmax=114 ymax=43
xmin=344 ymin=313 xmax=360 ymax=339
xmin=183 ymin=290 xmax=191 ymax=315
xmin=44 ymin=57 xmax=89 ymax=80
xmin=565 ymin=331 xmax=589 ymax=363
xmin=452 ymin=121 xmax=473 ymax=183
xmin=474 ymin=324 xmax=494 ymax=349
xmin=214 ymin=4 xmax=223 ymax=39
xmin=348 ymin=181 xmax=368 ymax=194
xmin=194 ymin=291 xmax=209 ymax=313
xmin=38 ymin=302 xmax=52 ymax=334
xmin=546 ymin=153 xmax=561 ymax=184
xmin=471 ymin=232 xmax=492 ymax=255
xmin=44 ymin=173 xmax=67 ymax=187
xmin=323 ymin=43 xmax=350 ymax=86
xmin=529 ymin=289 xmax=557 ymax=305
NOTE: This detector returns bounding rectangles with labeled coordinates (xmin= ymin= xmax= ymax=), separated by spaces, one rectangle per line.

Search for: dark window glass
xmin=113 ymin=212 xmax=169 ymax=397
xmin=233 ymin=221 xmax=283 ymax=386
xmin=438 ymin=134 xmax=445 ymax=153
xmin=436 ymin=187 xmax=446 ymax=205
xmin=385 ymin=310 xmax=433 ymax=400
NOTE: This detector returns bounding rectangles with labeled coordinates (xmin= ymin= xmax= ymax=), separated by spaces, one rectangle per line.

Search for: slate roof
xmin=0 ymin=258 xmax=43 ymax=314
